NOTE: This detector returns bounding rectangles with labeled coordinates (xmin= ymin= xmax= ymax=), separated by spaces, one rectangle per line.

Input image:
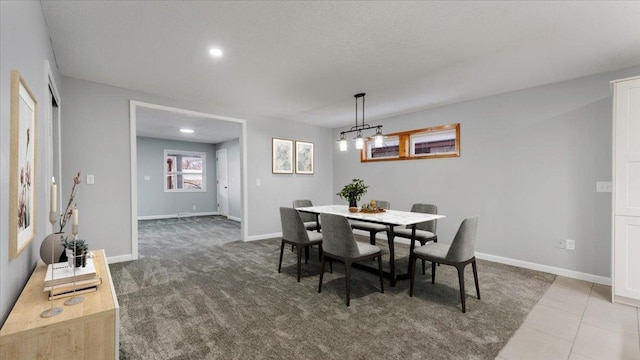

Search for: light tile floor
xmin=497 ymin=276 xmax=640 ymax=360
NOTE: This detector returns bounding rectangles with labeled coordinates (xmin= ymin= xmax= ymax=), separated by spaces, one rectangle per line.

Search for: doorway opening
xmin=129 ymin=101 xmax=248 ymax=260
xmin=216 ymin=148 xmax=229 ymax=218
xmin=46 ymin=61 xmax=62 ymax=234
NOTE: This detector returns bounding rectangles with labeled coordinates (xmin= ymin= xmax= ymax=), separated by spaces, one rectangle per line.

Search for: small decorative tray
xmin=358 ymin=208 xmax=386 ymax=214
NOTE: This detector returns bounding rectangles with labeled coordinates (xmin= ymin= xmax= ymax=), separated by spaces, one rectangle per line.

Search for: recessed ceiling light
xmin=209 ymin=48 xmax=223 ymax=57
xmin=180 ymin=128 xmax=194 ymax=134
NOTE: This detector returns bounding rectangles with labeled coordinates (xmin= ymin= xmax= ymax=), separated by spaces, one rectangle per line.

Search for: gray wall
xmin=137 ymin=137 xmax=217 ymax=217
xmin=215 ymin=139 xmax=242 ymax=219
xmin=0 ymin=2 xmax=62 ymax=325
xmin=59 ymin=76 xmax=334 ymax=259
xmin=334 ymin=65 xmax=640 ymax=278
xmin=247 ymin=117 xmax=335 ymax=236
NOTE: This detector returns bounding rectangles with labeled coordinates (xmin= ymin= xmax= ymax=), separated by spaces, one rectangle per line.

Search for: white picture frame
xmin=295 ymin=141 xmax=314 ymax=175
xmin=272 ymin=138 xmax=293 ymax=174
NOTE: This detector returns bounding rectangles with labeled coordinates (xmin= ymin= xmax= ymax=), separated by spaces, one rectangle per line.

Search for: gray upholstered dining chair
xmin=318 ymin=213 xmax=384 ymax=306
xmin=278 ymin=207 xmax=323 ymax=282
xmin=393 ymin=203 xmax=438 ymax=274
xmin=409 ymin=216 xmax=480 ymax=313
xmin=349 ymin=200 xmax=391 ymax=245
xmin=293 ymin=199 xmax=320 ymax=232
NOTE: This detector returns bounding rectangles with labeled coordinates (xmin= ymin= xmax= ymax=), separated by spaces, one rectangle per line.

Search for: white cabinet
xmin=613 ymin=216 xmax=640 ymax=301
xmin=612 ymin=76 xmax=640 ymax=307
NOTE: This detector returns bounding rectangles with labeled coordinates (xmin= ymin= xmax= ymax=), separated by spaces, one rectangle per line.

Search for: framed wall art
xmin=9 ymin=70 xmax=38 ymax=258
xmin=295 ymin=141 xmax=314 ymax=174
xmin=272 ymin=138 xmax=293 ymax=174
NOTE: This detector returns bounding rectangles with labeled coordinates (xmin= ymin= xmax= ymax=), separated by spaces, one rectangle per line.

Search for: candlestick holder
xmin=64 ymin=224 xmax=84 ymax=306
xmin=41 ymin=211 xmax=63 ymax=318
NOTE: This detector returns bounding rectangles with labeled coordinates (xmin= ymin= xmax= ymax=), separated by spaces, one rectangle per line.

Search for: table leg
xmin=315 ymin=214 xmax=320 ymax=232
xmin=387 ymin=225 xmax=396 ymax=287
xmin=407 ymin=225 xmax=417 ymax=277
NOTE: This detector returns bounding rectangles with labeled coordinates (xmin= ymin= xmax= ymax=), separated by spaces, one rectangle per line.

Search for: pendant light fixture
xmin=338 ymin=133 xmax=348 ymax=151
xmin=337 ymin=93 xmax=383 ymax=151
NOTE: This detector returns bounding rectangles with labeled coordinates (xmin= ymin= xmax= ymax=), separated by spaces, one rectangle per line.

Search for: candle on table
xmin=50 ymin=177 xmax=57 ymax=212
xmin=72 ymin=206 xmax=79 ymax=226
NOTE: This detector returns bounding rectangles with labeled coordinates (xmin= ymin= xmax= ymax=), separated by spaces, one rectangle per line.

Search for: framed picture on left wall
xmin=272 ymin=138 xmax=294 ymax=174
xmin=9 ymin=70 xmax=38 ymax=258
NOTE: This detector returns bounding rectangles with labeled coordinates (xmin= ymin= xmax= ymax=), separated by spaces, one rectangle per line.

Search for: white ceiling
xmin=136 ymin=106 xmax=241 ymax=144
xmin=41 ymin=1 xmax=640 ymax=129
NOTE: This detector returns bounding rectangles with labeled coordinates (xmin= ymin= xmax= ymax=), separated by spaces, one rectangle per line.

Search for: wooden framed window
xmin=364 ymin=135 xmax=400 ymax=160
xmin=361 ymin=123 xmax=460 ymax=162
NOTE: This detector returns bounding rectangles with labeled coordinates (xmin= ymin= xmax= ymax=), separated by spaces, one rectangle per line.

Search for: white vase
xmin=39 ymin=232 xmax=71 ymax=265
xmin=66 ymin=249 xmax=74 ymax=268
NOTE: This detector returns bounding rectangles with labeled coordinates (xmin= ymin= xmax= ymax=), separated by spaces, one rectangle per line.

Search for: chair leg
xmin=456 ymin=264 xmax=466 ymax=313
xmin=318 ymin=255 xmax=325 ymax=293
xmin=472 ymin=260 xmax=480 ymax=300
xmin=278 ymin=241 xmax=285 ymax=273
xmin=420 ymin=241 xmax=426 ymax=275
xmin=377 ymin=255 xmax=385 ymax=293
xmin=296 ymin=246 xmax=302 ymax=282
xmin=345 ymin=261 xmax=352 ymax=306
xmin=409 ymin=254 xmax=417 ymax=297
xmin=329 ymin=260 xmax=333 ymax=273
xmin=291 ymin=244 xmax=294 ymax=252
xmin=318 ymin=244 xmax=323 ymax=261
xmin=431 ymin=261 xmax=436 ymax=284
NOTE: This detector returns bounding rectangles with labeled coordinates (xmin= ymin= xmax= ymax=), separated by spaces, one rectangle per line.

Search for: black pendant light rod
xmin=340 ymin=93 xmax=382 ymax=136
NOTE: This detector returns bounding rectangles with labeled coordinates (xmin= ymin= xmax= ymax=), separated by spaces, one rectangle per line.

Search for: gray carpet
xmin=111 ymin=217 xmax=555 ymax=359
xmin=136 ymin=216 xmax=241 ymax=258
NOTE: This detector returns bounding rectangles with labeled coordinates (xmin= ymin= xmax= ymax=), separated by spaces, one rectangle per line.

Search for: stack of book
xmin=43 ymin=258 xmax=102 ymax=300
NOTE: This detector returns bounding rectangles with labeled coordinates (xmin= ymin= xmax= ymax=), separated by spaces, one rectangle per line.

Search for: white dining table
xmin=296 ymin=205 xmax=445 ymax=286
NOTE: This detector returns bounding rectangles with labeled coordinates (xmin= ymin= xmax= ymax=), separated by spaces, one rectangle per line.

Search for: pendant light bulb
xmin=374 ymin=128 xmax=384 ymax=147
xmin=339 ymin=139 xmax=348 ymax=151
xmin=338 ymin=133 xmax=348 ymax=151
xmin=355 ymin=131 xmax=364 ymax=150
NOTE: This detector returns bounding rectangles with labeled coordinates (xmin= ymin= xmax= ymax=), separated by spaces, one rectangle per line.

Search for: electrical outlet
xmin=566 ymin=239 xmax=575 ymax=250
xmin=556 ymin=239 xmax=565 ymax=249
xmin=192 ymin=205 xmax=196 ymax=210
xmin=86 ymin=174 xmax=95 ymax=185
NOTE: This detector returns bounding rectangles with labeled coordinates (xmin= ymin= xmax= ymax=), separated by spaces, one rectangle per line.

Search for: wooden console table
xmin=0 ymin=249 xmax=119 ymax=359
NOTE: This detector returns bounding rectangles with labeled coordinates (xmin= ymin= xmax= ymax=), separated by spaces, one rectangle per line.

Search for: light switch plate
xmin=144 ymin=175 xmax=150 ymax=181
xmin=566 ymin=239 xmax=575 ymax=250
xmin=596 ymin=181 xmax=612 ymax=193
xmin=86 ymin=174 xmax=95 ymax=185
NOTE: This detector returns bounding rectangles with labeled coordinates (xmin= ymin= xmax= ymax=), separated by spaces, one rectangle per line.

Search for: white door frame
xmin=129 ymin=101 xmax=248 ymax=260
xmin=45 ymin=60 xmax=62 ymax=234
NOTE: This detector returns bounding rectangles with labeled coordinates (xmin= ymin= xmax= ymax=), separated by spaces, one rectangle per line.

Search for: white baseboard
xmin=246 ymin=232 xmax=282 ymax=242
xmin=353 ymin=230 xmax=611 ymax=285
xmin=107 ymin=253 xmax=134 ymax=263
xmin=474 ymin=252 xmax=611 ymax=286
xmin=614 ymin=294 xmax=640 ymax=307
xmin=138 ymin=211 xmax=219 ymax=220
xmin=227 ymin=216 xmax=242 ymax=222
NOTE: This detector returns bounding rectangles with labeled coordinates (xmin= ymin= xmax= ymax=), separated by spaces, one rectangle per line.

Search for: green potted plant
xmin=61 ymin=237 xmax=89 ymax=267
xmin=337 ymin=178 xmax=369 ymax=208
